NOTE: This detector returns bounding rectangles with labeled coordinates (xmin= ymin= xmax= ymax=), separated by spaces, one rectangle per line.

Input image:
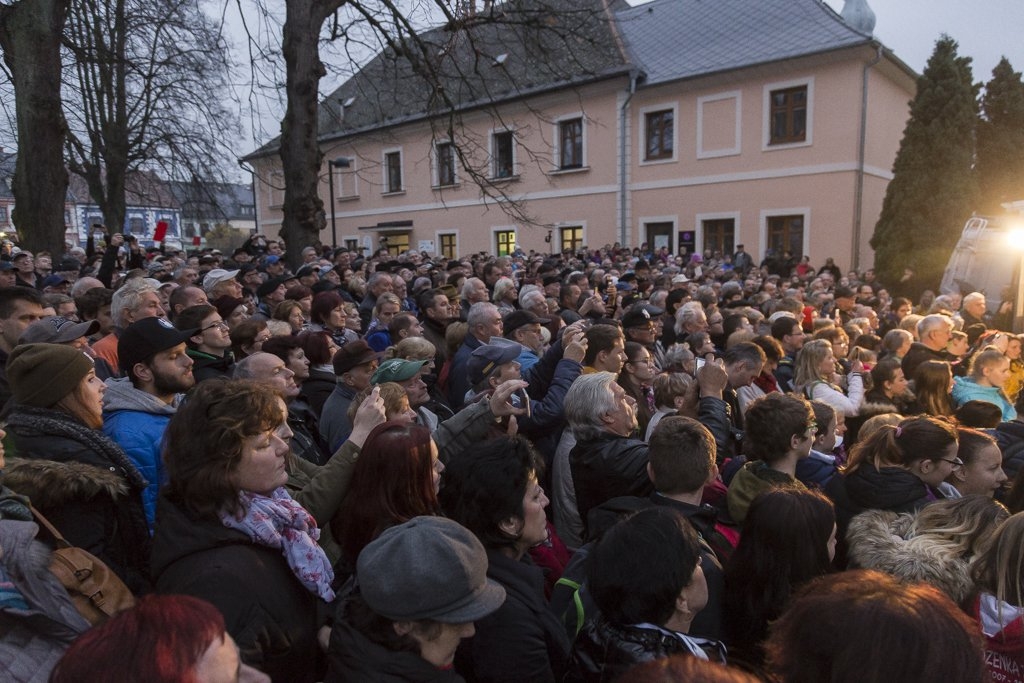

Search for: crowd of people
xmin=2 ymin=233 xmax=1024 ymax=681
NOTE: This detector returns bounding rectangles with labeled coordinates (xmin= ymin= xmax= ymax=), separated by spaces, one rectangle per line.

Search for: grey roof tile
xmin=615 ymin=0 xmax=873 ymax=86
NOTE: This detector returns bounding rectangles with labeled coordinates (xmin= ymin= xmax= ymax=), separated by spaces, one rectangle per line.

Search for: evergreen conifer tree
xmin=977 ymin=58 xmax=1024 ymax=213
xmin=871 ymin=36 xmax=979 ymax=292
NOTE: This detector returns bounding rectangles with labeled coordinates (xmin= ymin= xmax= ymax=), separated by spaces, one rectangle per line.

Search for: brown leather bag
xmin=29 ymin=504 xmax=136 ymax=625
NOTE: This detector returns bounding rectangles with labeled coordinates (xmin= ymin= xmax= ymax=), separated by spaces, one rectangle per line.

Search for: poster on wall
xmin=418 ymin=240 xmax=435 ymax=254
xmin=654 ymin=234 xmax=669 ymax=250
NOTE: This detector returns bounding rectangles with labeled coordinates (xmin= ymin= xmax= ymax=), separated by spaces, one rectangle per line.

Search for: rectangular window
xmin=269 ymin=171 xmax=285 ymax=207
xmin=0 ymin=207 xmax=7 ymax=223
xmin=558 ymin=118 xmax=583 ymax=170
xmin=128 ymin=217 xmax=145 ymax=234
xmin=702 ymin=219 xmax=735 ymax=256
xmin=63 ymin=210 xmax=71 ymax=225
xmin=382 ymin=233 xmax=409 ymax=256
xmin=495 ymin=229 xmax=516 ymax=257
xmin=436 ymin=143 xmax=456 ymax=187
xmin=492 ymin=131 xmax=515 ymax=179
xmin=770 ymin=86 xmax=807 ymax=144
xmin=333 ymin=161 xmax=358 ymax=199
xmin=645 ymin=110 xmax=674 ymax=161
xmin=767 ymin=215 xmax=804 ymax=258
xmin=439 ymin=233 xmax=457 ymax=260
xmin=560 ymin=226 xmax=584 ymax=253
xmin=344 ymin=238 xmax=360 ymax=252
xmin=385 ymin=152 xmax=403 ymax=193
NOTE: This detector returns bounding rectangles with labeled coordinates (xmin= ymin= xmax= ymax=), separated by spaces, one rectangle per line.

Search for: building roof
xmin=245 ymin=0 xmax=632 ymax=159
xmin=615 ymin=0 xmax=874 ymax=86
xmin=171 ymin=181 xmax=255 ymax=221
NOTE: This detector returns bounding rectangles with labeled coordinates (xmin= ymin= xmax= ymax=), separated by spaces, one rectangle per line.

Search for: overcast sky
xmin=821 ymin=0 xmax=1024 ymax=80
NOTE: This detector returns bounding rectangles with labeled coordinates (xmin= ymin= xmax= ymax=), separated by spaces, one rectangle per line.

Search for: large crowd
xmin=2 ymin=233 xmax=1024 ymax=682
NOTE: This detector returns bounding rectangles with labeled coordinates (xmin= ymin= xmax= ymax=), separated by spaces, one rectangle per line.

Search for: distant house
xmin=253 ymin=0 xmax=916 ymax=268
xmin=67 ymin=171 xmax=183 ymax=248
xmin=171 ymin=181 xmax=258 ymax=241
xmin=0 ymin=150 xmax=13 ymax=237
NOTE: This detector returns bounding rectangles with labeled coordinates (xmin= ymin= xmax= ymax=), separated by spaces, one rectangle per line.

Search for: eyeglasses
xmin=627 ymin=358 xmax=655 ymax=367
xmin=201 ymin=320 xmax=229 ymax=332
xmin=936 ymin=457 xmax=964 ymax=469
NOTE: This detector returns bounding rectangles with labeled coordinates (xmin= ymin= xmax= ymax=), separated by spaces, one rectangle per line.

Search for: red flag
xmin=154 ymin=221 xmax=168 ymax=243
xmin=193 ymin=236 xmax=201 ymax=246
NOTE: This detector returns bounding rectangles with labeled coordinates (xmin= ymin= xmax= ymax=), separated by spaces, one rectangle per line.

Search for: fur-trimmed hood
xmin=847 ymin=508 xmax=974 ymax=603
xmin=3 ymin=458 xmax=129 ymax=509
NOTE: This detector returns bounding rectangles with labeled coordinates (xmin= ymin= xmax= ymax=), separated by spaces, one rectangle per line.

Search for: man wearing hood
xmin=103 ymin=317 xmax=197 ymax=530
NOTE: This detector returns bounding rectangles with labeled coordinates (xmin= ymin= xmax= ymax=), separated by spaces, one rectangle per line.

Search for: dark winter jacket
xmin=566 ymin=619 xmax=726 ymax=682
xmin=326 ymin=601 xmax=465 ymax=683
xmin=455 ymin=550 xmax=571 ymax=683
xmin=320 ymin=383 xmax=358 ymax=452
xmin=901 ymin=342 xmax=949 ymax=381
xmin=4 ymin=405 xmax=152 ymax=594
xmin=150 ymin=494 xmax=325 ymax=683
xmin=726 ymin=460 xmax=804 ymax=525
xmin=186 ymin=348 xmax=235 ymax=383
xmin=101 ymin=376 xmax=180 ymax=528
xmin=570 ymin=432 xmax=653 ymax=534
xmin=299 ymin=367 xmax=337 ymax=421
xmin=0 ymin=519 xmax=91 ymax=683
xmin=287 ymin=398 xmax=330 ymax=466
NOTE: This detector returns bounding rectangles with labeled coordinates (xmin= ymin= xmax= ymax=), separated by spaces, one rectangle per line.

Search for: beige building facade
xmin=247 ymin=0 xmax=914 ymax=271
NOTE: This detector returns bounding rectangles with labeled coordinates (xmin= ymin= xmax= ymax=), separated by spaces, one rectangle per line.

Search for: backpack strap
xmin=555 ymin=577 xmax=586 ymax=638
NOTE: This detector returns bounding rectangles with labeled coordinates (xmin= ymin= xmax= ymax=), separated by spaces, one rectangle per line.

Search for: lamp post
xmin=326 ymin=157 xmax=351 ymax=249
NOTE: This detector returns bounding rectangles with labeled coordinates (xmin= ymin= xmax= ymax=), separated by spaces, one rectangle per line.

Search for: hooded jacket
xmin=4 ymin=406 xmax=152 ymax=595
xmin=974 ymin=593 xmax=1024 ymax=683
xmin=847 ymin=508 xmax=974 ymax=603
xmin=726 ymin=460 xmax=803 ymax=525
xmin=186 ymin=348 xmax=234 ymax=383
xmin=102 ymin=376 xmax=181 ymax=528
xmin=150 ymin=494 xmax=325 ymax=682
xmin=953 ymin=376 xmax=1018 ymax=422
xmin=0 ymin=519 xmax=91 ymax=683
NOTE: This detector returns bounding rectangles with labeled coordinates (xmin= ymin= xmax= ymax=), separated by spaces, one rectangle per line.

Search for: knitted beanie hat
xmin=7 ymin=343 xmax=93 ymax=408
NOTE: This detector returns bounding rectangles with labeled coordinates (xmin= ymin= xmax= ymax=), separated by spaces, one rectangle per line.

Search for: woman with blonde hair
xmin=272 ymin=299 xmax=306 ymax=334
xmin=847 ymin=495 xmax=1008 ymax=603
xmin=952 ymin=346 xmax=1017 ymax=422
xmin=970 ymin=512 xmax=1024 ymax=679
xmin=911 ymin=359 xmax=954 ymax=417
xmin=794 ymin=339 xmax=864 ymax=417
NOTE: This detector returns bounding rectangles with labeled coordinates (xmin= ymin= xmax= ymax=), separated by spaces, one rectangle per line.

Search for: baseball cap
xmin=371 ymin=358 xmax=428 ymax=384
xmin=621 ymin=304 xmax=664 ymax=329
xmin=118 ymin=317 xmax=198 ymax=375
xmin=202 ymin=268 xmax=240 ymax=291
xmin=467 ymin=338 xmax=522 ymax=387
xmin=41 ymin=274 xmax=68 ymax=289
xmin=19 ymin=316 xmax=99 ymax=345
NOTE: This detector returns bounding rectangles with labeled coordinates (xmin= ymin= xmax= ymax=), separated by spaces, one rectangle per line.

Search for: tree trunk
xmin=280 ymin=0 xmax=341 ymax=270
xmin=0 ymin=0 xmax=70 ymax=256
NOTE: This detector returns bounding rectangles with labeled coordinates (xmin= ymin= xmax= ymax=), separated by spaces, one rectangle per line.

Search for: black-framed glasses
xmin=626 ymin=357 xmax=655 ymax=367
xmin=201 ymin=320 xmax=229 ymax=332
xmin=936 ymin=457 xmax=964 ymax=469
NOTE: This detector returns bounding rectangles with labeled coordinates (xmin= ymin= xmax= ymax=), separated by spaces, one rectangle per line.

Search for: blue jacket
xmin=102 ymin=377 xmax=180 ymax=530
xmin=952 ymin=376 xmax=1018 ymax=422
xmin=448 ymin=334 xmax=484 ymax=408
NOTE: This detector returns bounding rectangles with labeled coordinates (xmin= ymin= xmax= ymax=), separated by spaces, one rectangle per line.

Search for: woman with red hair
xmin=330 ymin=422 xmax=441 ymax=571
xmin=51 ymin=594 xmax=268 ymax=683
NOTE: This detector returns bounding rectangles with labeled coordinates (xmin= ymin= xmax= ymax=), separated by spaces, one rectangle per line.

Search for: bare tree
xmin=0 ymin=0 xmax=70 ymax=254
xmin=246 ymin=0 xmax=625 ymax=268
xmin=62 ymin=0 xmax=238 ymax=234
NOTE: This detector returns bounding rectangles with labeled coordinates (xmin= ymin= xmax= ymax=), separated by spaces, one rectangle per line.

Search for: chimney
xmin=841 ymin=0 xmax=875 ymax=35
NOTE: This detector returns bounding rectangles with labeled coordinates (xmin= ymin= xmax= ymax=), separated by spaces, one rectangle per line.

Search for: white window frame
xmin=489 ymin=129 xmax=517 ymax=180
xmin=638 ymin=102 xmax=679 ymax=165
xmin=382 ymin=147 xmax=404 ymax=194
xmin=696 ymin=91 xmax=742 ymax=159
xmin=433 ymin=141 xmax=458 ymax=188
xmin=334 ymin=158 xmax=359 ymax=200
xmin=759 ymin=207 xmax=811 ymax=258
xmin=555 ymin=221 xmax=587 ymax=252
xmin=268 ymin=170 xmax=285 ymax=209
xmin=762 ymin=77 xmax=814 ymax=151
xmin=694 ymin=211 xmax=741 ymax=256
xmin=435 ymin=230 xmax=460 ymax=259
xmin=491 ymin=225 xmax=518 ymax=256
xmin=553 ymin=113 xmax=587 ymax=171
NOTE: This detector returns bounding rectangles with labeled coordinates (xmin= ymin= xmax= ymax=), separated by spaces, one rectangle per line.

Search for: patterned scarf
xmin=221 ymin=488 xmax=335 ymax=601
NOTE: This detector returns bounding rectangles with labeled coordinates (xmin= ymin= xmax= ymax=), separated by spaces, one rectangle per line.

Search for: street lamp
xmin=326 ymin=157 xmax=351 ymax=249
